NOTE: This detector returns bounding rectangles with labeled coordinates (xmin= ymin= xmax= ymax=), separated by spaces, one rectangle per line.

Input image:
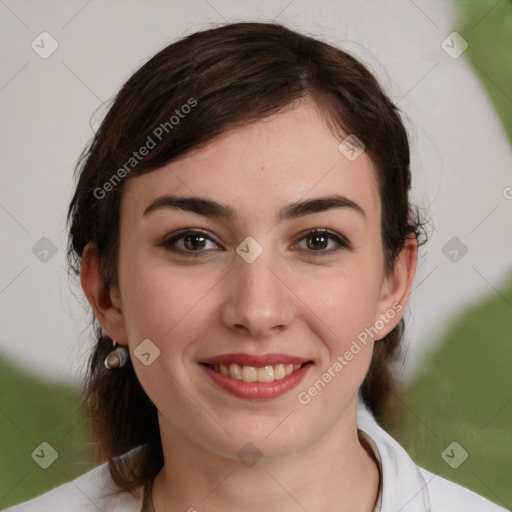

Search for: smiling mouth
xmin=203 ymin=362 xmax=312 ymax=383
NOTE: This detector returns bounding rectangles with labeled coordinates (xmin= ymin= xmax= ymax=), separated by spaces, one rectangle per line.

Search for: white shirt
xmin=4 ymin=402 xmax=507 ymax=512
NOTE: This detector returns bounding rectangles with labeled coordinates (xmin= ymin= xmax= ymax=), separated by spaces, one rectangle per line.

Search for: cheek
xmin=294 ymin=277 xmax=378 ymax=414
xmin=122 ymin=265 xmax=214 ymax=350
xmin=294 ymin=263 xmax=383 ymax=405
xmin=119 ymin=266 xmax=218 ymax=412
xmin=303 ymin=267 xmax=382 ymax=347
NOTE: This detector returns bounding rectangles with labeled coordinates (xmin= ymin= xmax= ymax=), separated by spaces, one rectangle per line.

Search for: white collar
xmin=357 ymin=399 xmax=432 ymax=512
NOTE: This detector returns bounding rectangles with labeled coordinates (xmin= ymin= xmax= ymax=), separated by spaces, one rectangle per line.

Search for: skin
xmin=81 ymin=99 xmax=417 ymax=512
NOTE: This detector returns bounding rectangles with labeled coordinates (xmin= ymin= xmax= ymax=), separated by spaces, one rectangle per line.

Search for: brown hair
xmin=67 ymin=21 xmax=426 ymax=496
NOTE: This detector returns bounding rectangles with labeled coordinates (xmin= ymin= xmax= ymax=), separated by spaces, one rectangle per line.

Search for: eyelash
xmin=159 ymin=228 xmax=351 ymax=257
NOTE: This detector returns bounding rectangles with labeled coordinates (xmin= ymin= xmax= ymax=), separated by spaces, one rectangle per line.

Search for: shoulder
xmin=420 ymin=467 xmax=509 ymax=512
xmin=3 ymin=448 xmax=145 ymax=512
xmin=356 ymin=401 xmax=508 ymax=512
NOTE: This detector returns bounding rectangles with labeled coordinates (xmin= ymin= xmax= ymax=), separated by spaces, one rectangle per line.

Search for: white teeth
xmin=273 ymin=364 xmax=285 ymax=380
xmin=241 ymin=366 xmax=257 ymax=382
xmin=257 ymin=366 xmax=274 ymax=382
xmin=213 ymin=362 xmax=306 ymax=382
xmin=229 ymin=363 xmax=242 ymax=380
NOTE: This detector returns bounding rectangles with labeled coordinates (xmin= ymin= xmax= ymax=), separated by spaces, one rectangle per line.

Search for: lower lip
xmin=200 ymin=363 xmax=312 ymax=400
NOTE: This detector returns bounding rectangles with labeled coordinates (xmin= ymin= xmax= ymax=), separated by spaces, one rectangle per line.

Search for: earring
xmin=104 ymin=340 xmax=129 ymax=369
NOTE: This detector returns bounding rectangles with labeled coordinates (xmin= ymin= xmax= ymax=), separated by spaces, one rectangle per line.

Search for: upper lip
xmin=200 ymin=353 xmax=311 ymax=367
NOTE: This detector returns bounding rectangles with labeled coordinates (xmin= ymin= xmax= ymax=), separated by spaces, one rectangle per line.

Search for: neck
xmin=151 ymin=405 xmax=380 ymax=512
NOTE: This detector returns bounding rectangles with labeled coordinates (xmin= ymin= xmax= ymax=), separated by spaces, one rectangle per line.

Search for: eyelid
xmin=158 ymin=228 xmax=221 ymax=253
xmin=158 ymin=227 xmax=351 ymax=256
xmin=292 ymin=228 xmax=352 ymax=254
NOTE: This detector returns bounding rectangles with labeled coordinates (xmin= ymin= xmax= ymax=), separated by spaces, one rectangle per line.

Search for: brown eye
xmin=296 ymin=229 xmax=350 ymax=255
xmin=306 ymin=233 xmax=329 ymax=250
xmin=160 ymin=229 xmax=219 ymax=256
xmin=183 ymin=233 xmax=207 ymax=250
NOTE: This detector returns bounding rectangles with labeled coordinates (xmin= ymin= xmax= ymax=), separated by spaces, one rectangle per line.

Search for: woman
xmin=6 ymin=22 xmax=506 ymax=512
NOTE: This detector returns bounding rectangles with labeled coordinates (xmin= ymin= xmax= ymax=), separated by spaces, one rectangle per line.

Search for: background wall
xmin=1 ymin=0 xmax=511 ymax=508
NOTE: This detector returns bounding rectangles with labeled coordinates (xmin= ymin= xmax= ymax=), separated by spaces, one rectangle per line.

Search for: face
xmin=105 ymin=100 xmax=409 ymax=460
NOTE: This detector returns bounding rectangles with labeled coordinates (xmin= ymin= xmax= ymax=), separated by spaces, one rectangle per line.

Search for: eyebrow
xmin=143 ymin=194 xmax=366 ymax=222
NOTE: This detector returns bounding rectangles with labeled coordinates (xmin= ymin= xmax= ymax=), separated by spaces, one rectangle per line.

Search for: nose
xmin=221 ymin=247 xmax=295 ymax=339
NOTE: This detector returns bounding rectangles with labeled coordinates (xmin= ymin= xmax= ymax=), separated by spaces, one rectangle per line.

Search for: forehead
xmin=121 ymin=102 xmax=381 ymax=226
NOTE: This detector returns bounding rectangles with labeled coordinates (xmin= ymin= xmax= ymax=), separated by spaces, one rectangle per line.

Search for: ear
xmin=80 ymin=241 xmax=129 ymax=346
xmin=374 ymin=235 xmax=418 ymax=340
